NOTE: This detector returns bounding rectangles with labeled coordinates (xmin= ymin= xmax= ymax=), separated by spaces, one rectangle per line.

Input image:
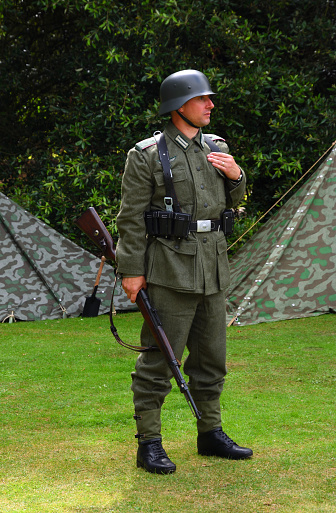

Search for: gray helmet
xmin=159 ymin=69 xmax=215 ymax=115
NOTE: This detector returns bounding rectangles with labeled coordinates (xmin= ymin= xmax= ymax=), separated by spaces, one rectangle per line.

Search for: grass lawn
xmin=0 ymin=312 xmax=335 ymax=513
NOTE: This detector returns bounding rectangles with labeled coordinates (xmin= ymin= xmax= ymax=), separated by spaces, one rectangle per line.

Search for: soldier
xmin=116 ymin=69 xmax=253 ymax=474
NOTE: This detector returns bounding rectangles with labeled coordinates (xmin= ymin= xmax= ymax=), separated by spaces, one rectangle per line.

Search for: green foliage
xmin=0 ymin=0 xmax=335 ymax=250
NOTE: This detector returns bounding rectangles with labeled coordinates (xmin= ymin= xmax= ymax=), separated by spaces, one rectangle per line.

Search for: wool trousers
xmin=131 ymin=284 xmax=227 ymax=436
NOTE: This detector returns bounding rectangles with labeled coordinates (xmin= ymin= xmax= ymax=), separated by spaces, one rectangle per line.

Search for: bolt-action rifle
xmin=75 ymin=207 xmax=201 ymax=420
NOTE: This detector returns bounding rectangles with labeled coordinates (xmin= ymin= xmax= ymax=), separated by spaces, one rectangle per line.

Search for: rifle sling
xmin=109 ymin=274 xmax=159 ymax=352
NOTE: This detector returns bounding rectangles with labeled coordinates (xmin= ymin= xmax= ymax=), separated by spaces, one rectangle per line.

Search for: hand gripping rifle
xmin=75 ymin=207 xmax=201 ymax=420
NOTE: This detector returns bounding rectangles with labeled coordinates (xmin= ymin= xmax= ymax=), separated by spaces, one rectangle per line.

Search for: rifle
xmin=75 ymin=207 xmax=201 ymax=420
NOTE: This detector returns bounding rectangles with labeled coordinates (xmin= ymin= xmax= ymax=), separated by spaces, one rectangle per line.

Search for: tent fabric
xmin=0 ymin=193 xmax=133 ymax=321
xmin=226 ymin=143 xmax=336 ymax=326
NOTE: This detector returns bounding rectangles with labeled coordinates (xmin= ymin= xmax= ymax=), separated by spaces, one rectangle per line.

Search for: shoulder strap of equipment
xmin=154 ymin=132 xmax=182 ymax=213
xmin=203 ymin=135 xmax=232 ymax=207
xmin=203 ymin=134 xmax=222 ymax=152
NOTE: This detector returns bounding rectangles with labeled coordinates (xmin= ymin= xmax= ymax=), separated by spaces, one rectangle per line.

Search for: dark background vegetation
xmin=1 ymin=0 xmax=335 ymax=253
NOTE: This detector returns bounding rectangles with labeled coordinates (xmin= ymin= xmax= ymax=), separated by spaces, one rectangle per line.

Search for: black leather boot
xmin=137 ymin=438 xmax=176 ymax=474
xmin=198 ymin=428 xmax=253 ymax=460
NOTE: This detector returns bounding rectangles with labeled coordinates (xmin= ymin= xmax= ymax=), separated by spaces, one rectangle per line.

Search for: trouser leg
xmin=184 ymin=291 xmax=227 ymax=432
xmin=131 ymin=285 xmax=227 ymax=432
xmin=195 ymin=399 xmax=222 ymax=433
xmin=131 ymin=285 xmax=197 ymax=413
xmin=134 ymin=408 xmax=161 ymax=441
xmin=134 ymin=409 xmax=176 ymax=474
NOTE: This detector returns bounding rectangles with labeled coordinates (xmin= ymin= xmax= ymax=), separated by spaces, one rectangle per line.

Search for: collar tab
xmin=174 ymin=134 xmax=190 ymax=150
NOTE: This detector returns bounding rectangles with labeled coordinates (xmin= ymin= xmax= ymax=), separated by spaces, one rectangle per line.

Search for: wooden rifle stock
xmin=75 ymin=207 xmax=201 ymax=420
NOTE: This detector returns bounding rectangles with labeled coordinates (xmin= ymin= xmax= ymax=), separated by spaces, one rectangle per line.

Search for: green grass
xmin=1 ymin=313 xmax=335 ymax=513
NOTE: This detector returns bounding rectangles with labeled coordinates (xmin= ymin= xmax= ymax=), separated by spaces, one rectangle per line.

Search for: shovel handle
xmin=94 ymin=256 xmax=106 ymax=287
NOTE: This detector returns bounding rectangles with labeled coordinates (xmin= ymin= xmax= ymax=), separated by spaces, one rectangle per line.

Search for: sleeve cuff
xmin=229 ymin=169 xmax=243 ymax=186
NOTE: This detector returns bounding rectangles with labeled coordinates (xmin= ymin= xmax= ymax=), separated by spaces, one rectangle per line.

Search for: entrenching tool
xmin=82 ymin=255 xmax=106 ymax=317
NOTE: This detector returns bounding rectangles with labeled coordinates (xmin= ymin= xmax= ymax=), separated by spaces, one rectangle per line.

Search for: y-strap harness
xmin=144 ymin=132 xmax=235 ymax=238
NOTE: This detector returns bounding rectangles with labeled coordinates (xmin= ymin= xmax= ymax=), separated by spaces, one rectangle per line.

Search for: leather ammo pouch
xmin=221 ymin=209 xmax=234 ymax=236
xmin=145 ymin=210 xmax=233 ymax=237
xmin=144 ymin=210 xmax=191 ymax=238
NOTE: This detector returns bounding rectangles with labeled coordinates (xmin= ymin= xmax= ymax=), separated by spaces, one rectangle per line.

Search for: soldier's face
xmin=178 ymin=95 xmax=214 ymax=127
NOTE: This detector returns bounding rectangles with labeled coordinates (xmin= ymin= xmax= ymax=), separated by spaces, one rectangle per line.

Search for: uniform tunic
xmin=116 ymin=121 xmax=246 ymax=421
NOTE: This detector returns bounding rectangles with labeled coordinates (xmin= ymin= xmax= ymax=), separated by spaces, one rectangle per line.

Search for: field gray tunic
xmin=116 ymin=121 xmax=246 ymax=294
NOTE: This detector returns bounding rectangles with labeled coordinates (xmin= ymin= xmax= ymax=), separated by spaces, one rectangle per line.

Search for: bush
xmin=1 ymin=0 xmax=335 ymax=253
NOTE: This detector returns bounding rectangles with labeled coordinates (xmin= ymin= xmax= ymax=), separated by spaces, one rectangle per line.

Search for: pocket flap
xmin=157 ymin=237 xmax=197 ymax=256
xmin=153 ymin=167 xmax=187 ymax=187
xmin=217 ymin=237 xmax=228 ymax=255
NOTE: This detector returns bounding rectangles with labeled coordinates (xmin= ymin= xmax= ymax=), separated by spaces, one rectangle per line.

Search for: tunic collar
xmin=164 ymin=121 xmax=204 ymax=152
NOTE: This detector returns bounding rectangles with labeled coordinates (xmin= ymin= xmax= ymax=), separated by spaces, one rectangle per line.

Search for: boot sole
xmin=198 ymin=449 xmax=253 ymax=460
xmin=137 ymin=459 xmax=176 ymax=474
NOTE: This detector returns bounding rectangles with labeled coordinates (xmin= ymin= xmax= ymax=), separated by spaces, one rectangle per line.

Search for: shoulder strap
xmin=135 ymin=136 xmax=156 ymax=151
xmin=203 ymin=135 xmax=232 ymax=208
xmin=203 ymin=134 xmax=222 ymax=153
xmin=154 ymin=132 xmax=182 ymax=213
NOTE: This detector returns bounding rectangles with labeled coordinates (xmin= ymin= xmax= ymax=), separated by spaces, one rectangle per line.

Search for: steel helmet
xmin=158 ymin=69 xmax=215 ymax=115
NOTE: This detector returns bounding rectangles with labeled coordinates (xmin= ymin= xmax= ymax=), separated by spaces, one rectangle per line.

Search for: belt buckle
xmin=197 ymin=219 xmax=211 ymax=232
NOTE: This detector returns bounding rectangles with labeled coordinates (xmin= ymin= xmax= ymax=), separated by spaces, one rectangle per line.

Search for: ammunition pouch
xmin=144 ymin=211 xmax=191 ymax=238
xmin=144 ymin=209 xmax=234 ymax=238
xmin=221 ymin=209 xmax=234 ymax=236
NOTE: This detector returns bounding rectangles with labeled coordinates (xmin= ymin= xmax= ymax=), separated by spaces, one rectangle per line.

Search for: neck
xmin=171 ymin=111 xmax=199 ymax=139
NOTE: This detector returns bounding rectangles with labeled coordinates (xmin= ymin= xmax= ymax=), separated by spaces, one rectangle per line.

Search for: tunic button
xmin=204 ymin=203 xmax=208 ymax=208
xmin=174 ymin=244 xmax=180 ymax=250
xmin=194 ymin=148 xmax=200 ymax=153
xmin=196 ymin=166 xmax=201 ymax=171
xmin=203 ymin=238 xmax=207 ymax=243
xmin=200 ymin=185 xmax=204 ymax=190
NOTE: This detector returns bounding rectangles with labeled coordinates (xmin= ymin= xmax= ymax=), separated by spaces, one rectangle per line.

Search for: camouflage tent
xmin=0 ymin=193 xmax=133 ymax=321
xmin=227 ymin=143 xmax=336 ymax=326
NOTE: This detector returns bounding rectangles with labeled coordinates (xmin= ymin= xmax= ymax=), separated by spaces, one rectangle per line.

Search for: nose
xmin=207 ymin=96 xmax=214 ymax=109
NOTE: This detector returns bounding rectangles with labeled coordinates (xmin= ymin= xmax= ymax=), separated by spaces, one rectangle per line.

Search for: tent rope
xmin=59 ymin=304 xmax=68 ymax=319
xmin=1 ymin=311 xmax=16 ymax=323
xmin=228 ymin=140 xmax=336 ymax=251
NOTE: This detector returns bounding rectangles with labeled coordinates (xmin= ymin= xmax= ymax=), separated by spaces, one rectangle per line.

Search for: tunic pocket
xmin=146 ymin=237 xmax=197 ymax=291
xmin=216 ymin=236 xmax=231 ymax=291
xmin=153 ymin=166 xmax=193 ymax=209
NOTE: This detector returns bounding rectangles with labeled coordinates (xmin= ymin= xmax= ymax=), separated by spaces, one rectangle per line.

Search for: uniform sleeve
xmin=116 ymin=148 xmax=154 ymax=276
xmin=226 ymin=170 xmax=246 ymax=208
xmin=214 ymin=139 xmax=247 ymax=209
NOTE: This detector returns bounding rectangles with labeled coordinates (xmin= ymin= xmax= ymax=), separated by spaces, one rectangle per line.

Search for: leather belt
xmin=189 ymin=218 xmax=222 ymax=233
